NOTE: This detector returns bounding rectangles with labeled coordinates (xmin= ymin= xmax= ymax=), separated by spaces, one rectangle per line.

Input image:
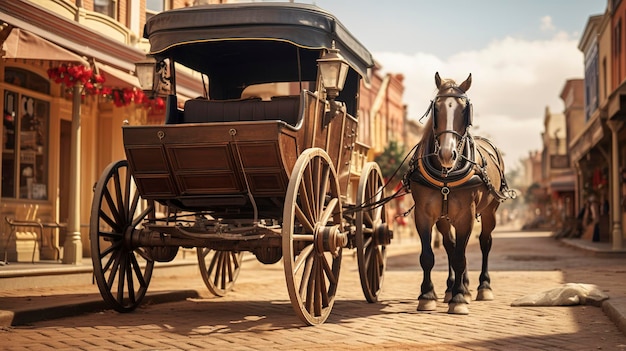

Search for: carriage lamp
xmin=317 ymin=42 xmax=349 ymax=125
xmin=135 ymin=56 xmax=157 ymax=94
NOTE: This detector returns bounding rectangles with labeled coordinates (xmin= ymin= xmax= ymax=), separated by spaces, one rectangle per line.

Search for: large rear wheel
xmin=356 ymin=162 xmax=391 ymax=302
xmin=282 ymin=148 xmax=345 ymax=325
xmin=90 ymin=160 xmax=154 ymax=312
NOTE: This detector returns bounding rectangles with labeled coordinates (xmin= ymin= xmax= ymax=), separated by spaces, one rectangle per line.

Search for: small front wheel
xmin=197 ymin=248 xmax=243 ymax=296
xmin=356 ymin=162 xmax=390 ymax=302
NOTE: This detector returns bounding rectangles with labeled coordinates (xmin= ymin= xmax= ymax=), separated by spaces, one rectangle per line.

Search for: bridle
xmin=430 ymin=87 xmax=472 ymax=176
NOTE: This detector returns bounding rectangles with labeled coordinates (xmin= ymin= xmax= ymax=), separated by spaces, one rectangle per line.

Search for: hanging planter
xmin=47 ymin=63 xmax=165 ymax=111
xmin=47 ymin=63 xmax=104 ymax=95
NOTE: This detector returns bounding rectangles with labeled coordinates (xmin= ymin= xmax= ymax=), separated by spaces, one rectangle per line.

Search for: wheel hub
xmin=315 ymin=224 xmax=347 ymax=256
xmin=374 ymin=221 xmax=392 ymax=246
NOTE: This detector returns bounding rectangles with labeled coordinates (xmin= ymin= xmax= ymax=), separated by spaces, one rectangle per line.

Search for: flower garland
xmin=47 ymin=63 xmax=165 ymax=111
xmin=47 ymin=63 xmax=104 ymax=95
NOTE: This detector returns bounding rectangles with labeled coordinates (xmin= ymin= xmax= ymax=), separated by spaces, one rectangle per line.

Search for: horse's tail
xmin=474 ymin=136 xmax=516 ymax=201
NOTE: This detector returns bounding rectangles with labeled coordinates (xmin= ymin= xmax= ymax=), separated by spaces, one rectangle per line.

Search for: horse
xmin=405 ymin=72 xmax=514 ymax=314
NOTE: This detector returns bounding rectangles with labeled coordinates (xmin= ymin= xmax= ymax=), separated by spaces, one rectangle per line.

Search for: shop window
xmin=4 ymin=67 xmax=50 ymax=94
xmin=95 ymin=0 xmax=115 ymax=18
xmin=2 ymin=90 xmax=49 ymax=200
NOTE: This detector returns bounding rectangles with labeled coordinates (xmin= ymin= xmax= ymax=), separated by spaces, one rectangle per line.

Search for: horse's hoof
xmin=476 ymin=288 xmax=494 ymax=301
xmin=447 ymin=303 xmax=469 ymax=315
xmin=443 ymin=292 xmax=452 ymax=303
xmin=417 ymin=299 xmax=437 ymax=311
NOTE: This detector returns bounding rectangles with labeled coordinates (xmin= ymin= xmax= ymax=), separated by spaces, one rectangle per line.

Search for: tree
xmin=374 ymin=140 xmax=409 ymax=186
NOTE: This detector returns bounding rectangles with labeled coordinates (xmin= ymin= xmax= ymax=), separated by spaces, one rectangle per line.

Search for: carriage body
xmin=90 ymin=3 xmax=389 ymax=325
xmin=124 ymin=91 xmax=360 ymax=219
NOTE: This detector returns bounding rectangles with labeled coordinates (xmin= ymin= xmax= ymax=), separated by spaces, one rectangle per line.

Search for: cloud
xmin=541 ymin=16 xmax=556 ymax=32
xmin=373 ymin=33 xmax=583 ymax=170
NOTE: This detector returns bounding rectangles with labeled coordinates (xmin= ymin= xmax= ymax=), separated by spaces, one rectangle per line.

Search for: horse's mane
xmin=438 ymin=79 xmax=457 ymax=90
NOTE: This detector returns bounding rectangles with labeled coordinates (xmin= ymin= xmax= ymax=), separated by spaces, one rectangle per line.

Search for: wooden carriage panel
xmin=230 ymin=141 xmax=288 ymax=195
xmin=166 ymin=144 xmax=243 ymax=195
xmin=122 ymin=121 xmax=301 ymax=202
xmin=126 ymin=146 xmax=179 ymax=198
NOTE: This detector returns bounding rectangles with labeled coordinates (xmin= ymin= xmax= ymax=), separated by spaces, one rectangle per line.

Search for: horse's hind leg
xmin=476 ymin=202 xmax=498 ymax=301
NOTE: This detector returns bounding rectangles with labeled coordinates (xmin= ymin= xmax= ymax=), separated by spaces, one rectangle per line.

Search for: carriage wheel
xmin=197 ymin=248 xmax=243 ymax=296
xmin=356 ymin=162 xmax=390 ymax=302
xmin=90 ymin=160 xmax=155 ymax=312
xmin=283 ymin=148 xmax=344 ymax=325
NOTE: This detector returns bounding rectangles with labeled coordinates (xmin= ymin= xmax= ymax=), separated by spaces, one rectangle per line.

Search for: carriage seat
xmin=181 ymin=96 xmax=300 ymax=126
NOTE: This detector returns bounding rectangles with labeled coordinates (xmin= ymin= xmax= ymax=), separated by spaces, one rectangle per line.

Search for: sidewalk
xmin=1 ymin=226 xmax=626 ymax=338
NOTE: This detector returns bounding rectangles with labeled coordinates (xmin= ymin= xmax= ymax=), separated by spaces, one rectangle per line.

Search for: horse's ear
xmin=435 ymin=72 xmax=442 ymax=89
xmin=459 ymin=73 xmax=472 ymax=92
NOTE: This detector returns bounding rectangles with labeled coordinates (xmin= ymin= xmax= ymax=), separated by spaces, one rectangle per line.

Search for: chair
xmin=3 ymin=204 xmax=62 ymax=264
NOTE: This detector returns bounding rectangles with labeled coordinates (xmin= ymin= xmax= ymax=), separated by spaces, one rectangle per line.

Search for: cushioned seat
xmin=181 ymin=96 xmax=300 ymax=126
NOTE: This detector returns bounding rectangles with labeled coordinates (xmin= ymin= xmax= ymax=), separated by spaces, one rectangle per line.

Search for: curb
xmin=603 ymin=297 xmax=626 ymax=336
xmin=0 ymin=289 xmax=201 ymax=327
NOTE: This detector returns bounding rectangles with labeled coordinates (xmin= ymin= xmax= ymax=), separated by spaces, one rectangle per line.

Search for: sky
xmin=295 ymin=0 xmax=608 ymax=171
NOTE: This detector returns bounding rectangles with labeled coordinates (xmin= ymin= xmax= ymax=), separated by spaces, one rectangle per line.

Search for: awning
xmin=2 ymin=27 xmax=88 ymax=65
xmin=95 ymin=62 xmax=140 ymax=89
xmin=550 ymin=173 xmax=576 ymax=192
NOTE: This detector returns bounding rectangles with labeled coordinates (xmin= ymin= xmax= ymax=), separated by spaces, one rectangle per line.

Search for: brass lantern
xmin=135 ymin=56 xmax=157 ymax=94
xmin=317 ymin=42 xmax=349 ymax=125
xmin=317 ymin=42 xmax=349 ymax=101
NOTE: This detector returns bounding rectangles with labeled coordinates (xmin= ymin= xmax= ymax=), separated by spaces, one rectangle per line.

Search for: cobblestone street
xmin=2 ymin=228 xmax=626 ymax=350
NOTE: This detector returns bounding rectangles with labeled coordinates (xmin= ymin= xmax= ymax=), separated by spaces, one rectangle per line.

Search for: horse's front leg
xmin=436 ymin=220 xmax=456 ymax=302
xmin=416 ymin=218 xmax=438 ymax=311
xmin=447 ymin=218 xmax=473 ymax=315
xmin=476 ymin=203 xmax=499 ymax=301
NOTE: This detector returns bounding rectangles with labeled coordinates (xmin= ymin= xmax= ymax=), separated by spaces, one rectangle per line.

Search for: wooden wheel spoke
xmin=102 ymin=188 xmax=123 ymax=230
xmin=230 ymin=252 xmax=241 ymax=270
xmin=318 ymin=198 xmax=338 ymax=226
xmin=300 ymin=254 xmax=314 ymax=300
xmin=130 ymin=253 xmax=147 ymax=288
xmin=112 ymin=171 xmax=126 ymax=224
xmin=116 ymin=254 xmax=127 ymax=302
xmin=100 ymin=240 xmax=121 ymax=260
xmin=294 ymin=244 xmax=314 ymax=274
xmin=213 ymin=253 xmax=224 ymax=287
xmin=320 ymin=252 xmax=337 ymax=285
xmin=302 ymin=169 xmax=317 ymax=221
xmin=134 ymin=247 xmax=152 ymax=262
xmin=123 ymin=169 xmax=132 ymax=221
xmin=126 ymin=256 xmax=136 ymax=303
xmin=128 ymin=191 xmax=140 ymax=224
xmin=99 ymin=230 xmax=122 ymax=240
xmin=295 ymin=204 xmax=315 ymax=233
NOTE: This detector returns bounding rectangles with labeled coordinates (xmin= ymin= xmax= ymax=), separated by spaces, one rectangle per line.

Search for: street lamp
xmin=135 ymin=56 xmax=157 ymax=95
xmin=317 ymin=42 xmax=349 ymax=125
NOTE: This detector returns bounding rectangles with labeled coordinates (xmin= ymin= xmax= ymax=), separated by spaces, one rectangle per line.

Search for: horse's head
xmin=431 ymin=72 xmax=473 ymax=172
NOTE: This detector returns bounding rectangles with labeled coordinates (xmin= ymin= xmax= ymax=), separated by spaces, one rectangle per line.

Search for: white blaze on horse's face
xmin=435 ymin=95 xmax=465 ymax=170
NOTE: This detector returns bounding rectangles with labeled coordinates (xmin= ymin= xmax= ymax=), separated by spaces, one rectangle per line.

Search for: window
xmin=3 ymin=68 xmax=50 ymax=200
xmin=146 ymin=0 xmax=166 ymax=22
xmin=94 ymin=0 xmax=115 ymax=18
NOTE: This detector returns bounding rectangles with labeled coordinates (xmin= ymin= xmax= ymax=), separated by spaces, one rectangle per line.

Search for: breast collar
xmin=408 ymin=134 xmax=483 ymax=190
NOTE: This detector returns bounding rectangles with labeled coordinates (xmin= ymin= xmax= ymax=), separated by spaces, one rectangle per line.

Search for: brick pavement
xmin=1 ymin=226 xmax=626 ymax=350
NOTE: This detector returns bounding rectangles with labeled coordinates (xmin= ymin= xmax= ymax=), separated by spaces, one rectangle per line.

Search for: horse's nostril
xmin=452 ymin=150 xmax=458 ymax=160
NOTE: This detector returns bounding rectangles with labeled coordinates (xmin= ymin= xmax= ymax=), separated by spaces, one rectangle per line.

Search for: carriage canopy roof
xmin=143 ymin=2 xmax=374 ymax=87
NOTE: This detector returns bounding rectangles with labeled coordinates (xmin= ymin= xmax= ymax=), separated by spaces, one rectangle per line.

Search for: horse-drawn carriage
xmin=90 ymin=3 xmax=392 ymax=325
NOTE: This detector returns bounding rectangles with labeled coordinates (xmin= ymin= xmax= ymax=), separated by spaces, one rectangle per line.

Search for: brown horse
xmin=406 ymin=72 xmax=513 ymax=314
